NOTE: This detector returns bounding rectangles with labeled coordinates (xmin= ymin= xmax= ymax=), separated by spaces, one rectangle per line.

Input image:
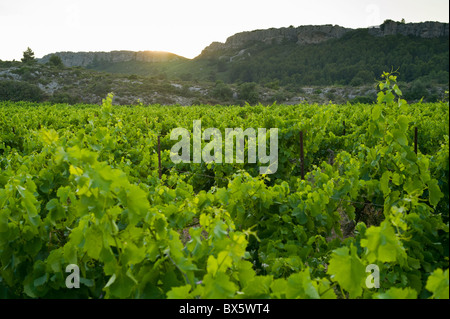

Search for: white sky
xmin=0 ymin=0 xmax=448 ymax=61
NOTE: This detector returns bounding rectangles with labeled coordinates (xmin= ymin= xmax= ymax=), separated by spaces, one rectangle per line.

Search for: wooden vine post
xmin=300 ymin=130 xmax=305 ymax=180
xmin=158 ymin=135 xmax=162 ymax=179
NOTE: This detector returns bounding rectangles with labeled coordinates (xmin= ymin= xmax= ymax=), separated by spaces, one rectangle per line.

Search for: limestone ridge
xmin=38 ymin=50 xmax=185 ymax=67
xmin=201 ymin=25 xmax=351 ymax=56
xmin=200 ymin=21 xmax=449 ymax=57
xmin=368 ymin=20 xmax=450 ymax=38
xmin=37 ymin=21 xmax=449 ymax=67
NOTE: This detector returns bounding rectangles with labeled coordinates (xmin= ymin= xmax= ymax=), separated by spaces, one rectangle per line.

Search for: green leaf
xmin=382 ymin=91 xmax=395 ymax=104
xmin=403 ymin=177 xmax=423 ymax=195
xmin=292 ymin=206 xmax=308 ymax=224
xmin=85 ymin=226 xmax=103 ymax=260
xmin=242 ymin=275 xmax=273 ymax=298
xmin=327 ymin=245 xmax=366 ymax=298
xmin=207 ymin=251 xmax=232 ymax=276
xmin=380 ymin=171 xmax=391 ymax=196
xmin=46 ymin=198 xmax=65 ymax=224
xmin=426 ymin=268 xmax=449 ymax=299
xmin=17 ymin=186 xmax=39 ymax=225
xmin=106 ymin=269 xmax=136 ymax=298
xmin=167 ymin=285 xmax=192 ymax=299
xmin=393 ymin=84 xmax=403 ymax=97
xmin=376 ymin=92 xmax=385 ymax=105
xmin=216 ymin=188 xmax=230 ymax=204
xmin=57 ymin=186 xmax=72 ymax=203
xmin=201 ymin=272 xmax=236 ymax=298
xmin=360 ymin=220 xmax=406 ymax=265
xmin=236 ymin=260 xmax=256 ymax=288
xmin=24 ymin=238 xmax=42 ymax=256
xmin=371 ymin=104 xmax=383 ymax=121
xmin=46 ymin=248 xmax=63 ymax=273
xmin=374 ymin=287 xmax=417 ymax=299
xmin=317 ymin=278 xmax=337 ymax=299
xmin=270 ymin=278 xmax=288 ymax=298
xmin=104 ymin=273 xmax=116 ymax=288
xmin=39 ymin=128 xmax=59 ymax=145
xmin=286 ymin=269 xmax=320 ymax=299
xmin=0 ymin=211 xmax=9 ymax=233
xmin=392 ymin=129 xmax=408 ymax=146
xmin=80 ymin=277 xmax=94 ymax=287
xmin=176 ymin=256 xmax=199 ymax=273
xmin=213 ymin=220 xmax=228 ymax=239
xmin=397 ymin=115 xmax=409 ymax=132
xmin=63 ymin=242 xmax=78 ymax=265
xmin=126 ymin=185 xmax=150 ymax=224
xmin=122 ymin=242 xmax=146 ymax=266
xmin=427 ymin=179 xmax=443 ymax=207
xmin=34 ymin=273 xmax=48 ymax=287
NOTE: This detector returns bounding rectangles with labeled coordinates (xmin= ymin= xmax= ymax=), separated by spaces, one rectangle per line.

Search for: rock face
xmin=295 ymin=25 xmax=351 ymax=45
xmin=200 ymin=21 xmax=449 ymax=57
xmin=38 ymin=50 xmax=184 ymax=67
xmin=369 ymin=20 xmax=449 ymax=38
xmin=201 ymin=25 xmax=350 ymax=55
xmin=38 ymin=21 xmax=449 ymax=65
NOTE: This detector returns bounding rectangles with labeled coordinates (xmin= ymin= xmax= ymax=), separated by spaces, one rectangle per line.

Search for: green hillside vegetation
xmin=208 ymin=30 xmax=449 ymax=86
xmin=1 ymin=21 xmax=449 ymax=105
xmin=85 ymin=29 xmax=449 ymax=89
xmin=1 ymin=54 xmax=448 ymax=106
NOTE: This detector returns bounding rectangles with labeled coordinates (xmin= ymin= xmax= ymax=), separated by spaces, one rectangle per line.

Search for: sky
xmin=0 ymin=0 xmax=449 ymax=61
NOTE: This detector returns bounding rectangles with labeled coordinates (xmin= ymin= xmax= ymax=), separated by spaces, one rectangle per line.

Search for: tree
xmin=21 ymin=47 xmax=36 ymax=64
xmin=212 ymin=81 xmax=233 ymax=100
xmin=48 ymin=54 xmax=64 ymax=68
xmin=238 ymin=82 xmax=259 ymax=104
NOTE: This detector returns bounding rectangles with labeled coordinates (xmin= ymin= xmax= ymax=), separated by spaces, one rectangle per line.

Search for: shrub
xmin=49 ymin=92 xmax=80 ymax=104
xmin=349 ymin=95 xmax=376 ymax=104
xmin=211 ymin=81 xmax=233 ymax=100
xmin=47 ymin=55 xmax=64 ymax=68
xmin=238 ymin=82 xmax=259 ymax=104
xmin=0 ymin=80 xmax=45 ymax=102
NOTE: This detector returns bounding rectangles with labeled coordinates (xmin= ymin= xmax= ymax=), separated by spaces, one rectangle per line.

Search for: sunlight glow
xmin=0 ymin=0 xmax=448 ymax=61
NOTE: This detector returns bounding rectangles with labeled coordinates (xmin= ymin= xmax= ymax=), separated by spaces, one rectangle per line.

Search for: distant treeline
xmin=222 ymin=30 xmax=449 ymax=87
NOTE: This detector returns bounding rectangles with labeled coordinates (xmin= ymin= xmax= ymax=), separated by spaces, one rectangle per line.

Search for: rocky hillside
xmin=39 ymin=21 xmax=449 ymax=68
xmin=199 ymin=20 xmax=449 ymax=58
xmin=200 ymin=25 xmax=351 ymax=57
xmin=1 ymin=20 xmax=448 ymax=106
xmin=40 ymin=20 xmax=447 ymax=88
xmin=1 ymin=60 xmax=447 ymax=106
xmin=368 ymin=20 xmax=449 ymax=38
xmin=38 ymin=50 xmax=186 ymax=67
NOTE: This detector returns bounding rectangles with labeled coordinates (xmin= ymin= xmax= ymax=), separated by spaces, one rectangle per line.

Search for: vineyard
xmin=0 ymin=73 xmax=448 ymax=299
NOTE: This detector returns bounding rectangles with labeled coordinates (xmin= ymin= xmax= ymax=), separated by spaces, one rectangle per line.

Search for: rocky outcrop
xmin=38 ymin=50 xmax=185 ymax=67
xmin=38 ymin=21 xmax=449 ymax=65
xmin=369 ymin=20 xmax=449 ymax=38
xmin=200 ymin=21 xmax=449 ymax=57
xmin=201 ymin=25 xmax=350 ymax=56
xmin=295 ymin=25 xmax=351 ymax=45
